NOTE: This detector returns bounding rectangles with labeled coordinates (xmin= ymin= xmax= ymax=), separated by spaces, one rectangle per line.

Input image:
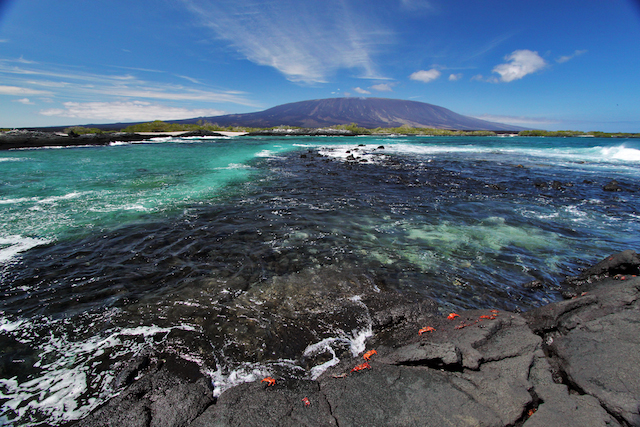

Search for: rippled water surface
xmin=1 ymin=135 xmax=639 ymax=425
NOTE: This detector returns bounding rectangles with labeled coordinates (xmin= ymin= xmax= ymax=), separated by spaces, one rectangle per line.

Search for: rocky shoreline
xmin=72 ymin=250 xmax=640 ymax=427
xmin=0 ymin=129 xmax=369 ymax=150
xmin=0 ymin=130 xmax=234 ymax=150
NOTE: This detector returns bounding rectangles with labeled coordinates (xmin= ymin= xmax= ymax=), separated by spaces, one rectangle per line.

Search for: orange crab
xmin=302 ymin=397 xmax=311 ymax=406
xmin=261 ymin=377 xmax=276 ymax=387
xmin=363 ymin=349 xmax=377 ymax=361
xmin=418 ymin=326 xmax=436 ymax=335
xmin=447 ymin=313 xmax=460 ymax=320
xmin=350 ymin=362 xmax=371 ymax=373
xmin=479 ymin=315 xmax=495 ymax=320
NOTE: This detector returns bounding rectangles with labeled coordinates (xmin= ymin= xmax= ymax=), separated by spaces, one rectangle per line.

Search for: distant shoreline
xmin=0 ymin=130 xmax=247 ymax=150
xmin=2 ymin=128 xmax=639 ymax=150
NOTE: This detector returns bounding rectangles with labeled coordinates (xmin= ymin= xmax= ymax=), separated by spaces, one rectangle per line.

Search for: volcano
xmin=177 ymin=97 xmax=522 ymax=131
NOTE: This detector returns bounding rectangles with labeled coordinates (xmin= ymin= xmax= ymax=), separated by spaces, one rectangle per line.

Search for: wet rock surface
xmin=74 ymin=355 xmax=215 ymax=427
xmin=75 ymin=251 xmax=640 ymax=427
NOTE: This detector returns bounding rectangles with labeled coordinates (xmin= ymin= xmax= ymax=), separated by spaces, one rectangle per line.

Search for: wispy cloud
xmin=409 ymin=68 xmax=441 ymax=83
xmin=0 ymin=85 xmax=51 ymax=96
xmin=180 ymin=0 xmax=391 ymax=83
xmin=40 ymin=101 xmax=226 ymax=122
xmin=471 ymin=114 xmax=559 ymax=126
xmin=0 ymin=61 xmax=258 ymax=106
xmin=556 ymin=49 xmax=587 ymax=63
xmin=354 ymin=87 xmax=371 ymax=94
xmin=466 ymin=33 xmax=514 ymax=60
xmin=449 ymin=73 xmax=462 ymax=81
xmin=371 ymin=83 xmax=394 ymax=92
xmin=13 ymin=98 xmax=35 ymax=105
xmin=492 ymin=50 xmax=547 ymax=82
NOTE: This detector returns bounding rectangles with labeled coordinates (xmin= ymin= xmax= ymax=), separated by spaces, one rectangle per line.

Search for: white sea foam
xmin=0 ymin=317 xmax=197 ymax=425
xmin=0 ymin=197 xmax=34 ymax=205
xmin=38 ymin=191 xmax=87 ymax=204
xmin=315 ymin=140 xmax=640 ymax=167
xmin=0 ymin=318 xmax=25 ymax=333
xmin=317 ymin=145 xmax=387 ymax=164
xmin=210 ymin=363 xmax=271 ymax=398
xmin=217 ymin=163 xmax=252 ymax=170
xmin=255 ymin=149 xmax=275 ymax=157
xmin=304 ymin=337 xmax=341 ymax=380
xmin=301 ymin=320 xmax=373 ymax=380
xmin=0 ymin=235 xmax=51 ymax=264
xmin=600 ymin=145 xmax=640 ymax=162
xmin=0 ymin=192 xmax=92 ymax=208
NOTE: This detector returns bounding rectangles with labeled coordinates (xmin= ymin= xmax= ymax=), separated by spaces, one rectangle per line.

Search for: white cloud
xmin=40 ymin=101 xmax=226 ymax=122
xmin=371 ymin=83 xmax=394 ymax=92
xmin=180 ymin=0 xmax=391 ymax=83
xmin=0 ymin=85 xmax=51 ymax=96
xmin=409 ymin=69 xmax=441 ymax=83
xmin=492 ymin=50 xmax=547 ymax=82
xmin=0 ymin=62 xmax=258 ymax=106
xmin=448 ymin=73 xmax=462 ymax=81
xmin=13 ymin=98 xmax=34 ymax=104
xmin=354 ymin=87 xmax=371 ymax=94
xmin=471 ymin=114 xmax=559 ymax=126
xmin=556 ymin=49 xmax=587 ymax=63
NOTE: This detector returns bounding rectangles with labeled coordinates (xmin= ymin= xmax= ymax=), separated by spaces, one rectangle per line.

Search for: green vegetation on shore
xmin=40 ymin=121 xmax=639 ymax=138
xmin=64 ymin=126 xmax=107 ymax=135
xmin=121 ymin=120 xmax=259 ymax=133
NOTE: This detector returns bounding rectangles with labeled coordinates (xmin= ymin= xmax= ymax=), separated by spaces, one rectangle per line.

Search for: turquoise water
xmin=0 ymin=138 xmax=296 ymax=249
xmin=1 ymin=136 xmax=638 ymax=253
xmin=1 ymin=135 xmax=639 ymax=426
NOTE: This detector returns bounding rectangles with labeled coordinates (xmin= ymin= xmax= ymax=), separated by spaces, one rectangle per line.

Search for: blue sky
xmin=1 ymin=0 xmax=639 ymax=131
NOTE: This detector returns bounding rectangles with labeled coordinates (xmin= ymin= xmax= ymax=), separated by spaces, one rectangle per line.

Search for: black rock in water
xmin=603 ymin=179 xmax=623 ymax=192
xmin=0 ymin=130 xmax=149 ymax=150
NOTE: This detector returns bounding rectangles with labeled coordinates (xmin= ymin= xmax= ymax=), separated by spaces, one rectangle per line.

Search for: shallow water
xmin=1 ymin=135 xmax=639 ymax=425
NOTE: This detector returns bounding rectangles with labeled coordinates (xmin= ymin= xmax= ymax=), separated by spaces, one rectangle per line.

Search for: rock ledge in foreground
xmin=75 ymin=250 xmax=640 ymax=427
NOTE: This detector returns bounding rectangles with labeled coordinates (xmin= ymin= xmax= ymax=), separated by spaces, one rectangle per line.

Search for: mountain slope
xmin=178 ymin=98 xmax=522 ymax=131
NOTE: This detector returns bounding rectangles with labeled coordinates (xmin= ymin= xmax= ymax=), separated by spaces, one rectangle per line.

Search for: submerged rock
xmin=603 ymin=179 xmax=623 ymax=192
xmin=74 ymin=251 xmax=640 ymax=427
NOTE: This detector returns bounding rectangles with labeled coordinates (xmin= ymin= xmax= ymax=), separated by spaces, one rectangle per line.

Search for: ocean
xmin=1 ymin=135 xmax=639 ymax=425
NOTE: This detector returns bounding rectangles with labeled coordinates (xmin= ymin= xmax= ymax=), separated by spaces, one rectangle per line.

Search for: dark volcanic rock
xmin=564 ymin=249 xmax=640 ymax=288
xmin=525 ymin=269 xmax=640 ymax=426
xmin=76 ymin=356 xmax=214 ymax=427
xmin=75 ymin=251 xmax=640 ymax=427
xmin=603 ymin=179 xmax=623 ymax=192
xmin=190 ymin=380 xmax=336 ymax=427
xmin=0 ymin=130 xmax=150 ymax=150
xmin=178 ymin=130 xmax=226 ymax=137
